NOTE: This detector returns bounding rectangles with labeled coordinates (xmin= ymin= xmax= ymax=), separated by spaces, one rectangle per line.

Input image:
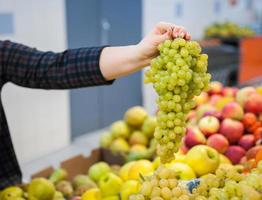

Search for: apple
xmin=81 ymin=188 xmax=101 ymax=200
xmin=180 ymin=143 xmax=189 ymax=154
xmin=194 ymin=92 xmax=209 ymax=106
xmin=238 ymin=134 xmax=255 ymax=150
xmin=128 ymin=160 xmax=154 ymax=180
xmin=254 ymin=127 xmax=262 ymax=140
xmin=236 ymin=87 xmax=256 ymax=106
xmin=186 ymin=145 xmax=220 ymax=176
xmin=246 ymin=145 xmax=262 ymax=160
xmin=130 ymin=144 xmax=147 ymax=153
xmin=102 ymin=195 xmax=119 ymax=200
xmin=207 ymin=134 xmax=229 ymax=153
xmin=110 ymin=138 xmax=130 ymax=153
xmin=215 ymin=97 xmax=234 ymax=111
xmin=141 ymin=116 xmax=157 ymax=138
xmin=166 ymin=162 xmax=196 ymax=180
xmin=70 ymin=197 xmax=81 ymax=200
xmin=203 ymin=111 xmax=222 ymax=121
xmin=88 ymin=162 xmax=111 ymax=182
xmin=221 ymin=87 xmax=238 ymax=97
xmin=99 ymin=173 xmax=123 ymax=197
xmin=119 ymin=162 xmax=135 ymax=181
xmin=224 ymin=146 xmax=246 ymax=164
xmin=221 ymin=102 xmax=244 ymax=120
xmin=209 ymin=94 xmax=223 ymax=106
xmin=219 ymin=154 xmax=232 ymax=165
xmin=0 ymin=187 xmax=23 ymax=199
xmin=198 ymin=116 xmax=220 ymax=136
xmin=28 ymin=178 xmax=55 ymax=200
xmin=124 ymin=106 xmax=148 ymax=128
xmin=196 ymin=104 xmax=216 ymax=119
xmin=184 ymin=127 xmax=206 ymax=148
xmin=208 ymin=81 xmax=223 ymax=95
xmin=242 ymin=112 xmax=257 ymax=129
xmin=100 ymin=132 xmax=113 ymax=148
xmin=120 ymin=180 xmax=140 ymax=200
xmin=110 ymin=120 xmax=130 ymax=139
xmin=220 ymin=118 xmax=244 ymax=144
xmin=129 ymin=131 xmax=148 ymax=146
xmin=244 ymin=93 xmax=262 ymax=114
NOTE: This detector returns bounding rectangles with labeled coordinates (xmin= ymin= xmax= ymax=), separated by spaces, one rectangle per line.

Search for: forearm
xmin=99 ymin=45 xmax=150 ymax=80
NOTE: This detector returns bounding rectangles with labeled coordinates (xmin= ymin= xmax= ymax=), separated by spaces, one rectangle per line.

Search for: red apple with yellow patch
xmin=221 ymin=102 xmax=244 ymax=120
xmin=207 ymin=134 xmax=229 ymax=153
xmin=184 ymin=127 xmax=206 ymax=148
xmin=198 ymin=116 xmax=220 ymax=136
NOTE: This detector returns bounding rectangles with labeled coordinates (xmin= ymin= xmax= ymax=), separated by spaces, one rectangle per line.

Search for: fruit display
xmin=144 ymin=38 xmax=211 ymax=163
xmin=204 ymin=22 xmax=255 ymax=39
xmin=131 ymin=161 xmax=262 ymax=199
xmin=99 ymin=106 xmax=157 ymax=162
xmin=184 ymin=82 xmax=262 ymax=168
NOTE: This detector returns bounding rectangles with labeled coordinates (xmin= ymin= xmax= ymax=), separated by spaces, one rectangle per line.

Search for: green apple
xmin=110 ymin=138 xmax=130 ymax=153
xmin=111 ymin=120 xmax=130 ymax=138
xmin=166 ymin=162 xmax=196 ymax=180
xmin=72 ymin=174 xmax=97 ymax=189
xmin=99 ymin=173 xmax=123 ymax=197
xmin=0 ymin=186 xmax=23 ymax=200
xmin=120 ymin=180 xmax=140 ymax=200
xmin=100 ymin=132 xmax=113 ymax=148
xmin=186 ymin=145 xmax=219 ymax=176
xmin=141 ymin=116 xmax=157 ymax=138
xmin=28 ymin=178 xmax=55 ymax=200
xmin=88 ymin=162 xmax=111 ymax=182
xmin=49 ymin=168 xmax=68 ymax=184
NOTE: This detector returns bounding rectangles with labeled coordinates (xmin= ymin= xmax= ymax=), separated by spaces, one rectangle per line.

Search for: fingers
xmin=154 ymin=22 xmax=191 ymax=40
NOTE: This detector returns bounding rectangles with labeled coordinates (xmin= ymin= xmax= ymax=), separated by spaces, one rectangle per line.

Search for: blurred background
xmin=0 ymin=0 xmax=261 ymax=174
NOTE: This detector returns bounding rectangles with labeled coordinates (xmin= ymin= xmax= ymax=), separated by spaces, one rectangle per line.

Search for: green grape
xmin=145 ymin=38 xmax=210 ymax=163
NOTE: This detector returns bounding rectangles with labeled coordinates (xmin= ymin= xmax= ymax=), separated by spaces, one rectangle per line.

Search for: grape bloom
xmin=144 ymin=38 xmax=211 ymax=163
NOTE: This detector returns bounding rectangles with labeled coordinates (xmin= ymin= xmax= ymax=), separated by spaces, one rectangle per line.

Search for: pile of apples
xmin=183 ymin=81 xmax=262 ymax=168
xmin=100 ymin=106 xmax=157 ymax=161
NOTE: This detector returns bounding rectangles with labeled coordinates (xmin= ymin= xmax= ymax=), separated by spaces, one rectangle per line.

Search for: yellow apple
xmin=102 ymin=195 xmax=119 ymax=200
xmin=130 ymin=144 xmax=147 ymax=153
xmin=88 ymin=162 xmax=111 ymax=182
xmin=110 ymin=138 xmax=130 ymax=153
xmin=186 ymin=145 xmax=219 ymax=176
xmin=219 ymin=154 xmax=232 ymax=165
xmin=82 ymin=188 xmax=101 ymax=200
xmin=152 ymin=157 xmax=161 ymax=169
xmin=166 ymin=162 xmax=196 ymax=180
xmin=120 ymin=180 xmax=140 ymax=200
xmin=28 ymin=178 xmax=55 ymax=200
xmin=0 ymin=186 xmax=23 ymax=200
xmin=128 ymin=160 xmax=154 ymax=180
xmin=119 ymin=161 xmax=135 ymax=181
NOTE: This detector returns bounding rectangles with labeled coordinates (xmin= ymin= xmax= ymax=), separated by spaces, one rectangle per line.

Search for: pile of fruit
xmin=204 ymin=22 xmax=255 ymax=39
xmin=100 ymin=106 xmax=157 ymax=161
xmin=183 ymin=82 xmax=262 ymax=170
xmin=131 ymin=161 xmax=262 ymax=200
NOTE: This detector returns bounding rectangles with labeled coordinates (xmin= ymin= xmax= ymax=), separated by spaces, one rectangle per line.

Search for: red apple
xmin=180 ymin=143 xmax=189 ymax=154
xmin=209 ymin=95 xmax=223 ymax=106
xmin=203 ymin=111 xmax=223 ymax=121
xmin=236 ymin=87 xmax=256 ymax=106
xmin=244 ymin=93 xmax=262 ymax=114
xmin=221 ymin=102 xmax=244 ymax=120
xmin=220 ymin=118 xmax=244 ymax=144
xmin=246 ymin=145 xmax=262 ymax=160
xmin=208 ymin=81 xmax=223 ymax=95
xmin=207 ymin=134 xmax=229 ymax=153
xmin=184 ymin=127 xmax=206 ymax=148
xmin=238 ymin=134 xmax=255 ymax=150
xmin=198 ymin=116 xmax=220 ymax=136
xmin=224 ymin=146 xmax=246 ymax=164
xmin=221 ymin=87 xmax=238 ymax=97
xmin=196 ymin=104 xmax=216 ymax=119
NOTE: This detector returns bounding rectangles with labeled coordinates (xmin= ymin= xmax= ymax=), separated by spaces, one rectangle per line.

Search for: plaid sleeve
xmin=0 ymin=40 xmax=114 ymax=89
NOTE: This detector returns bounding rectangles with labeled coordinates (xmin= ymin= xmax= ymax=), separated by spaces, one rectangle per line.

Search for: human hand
xmin=136 ymin=22 xmax=191 ymax=63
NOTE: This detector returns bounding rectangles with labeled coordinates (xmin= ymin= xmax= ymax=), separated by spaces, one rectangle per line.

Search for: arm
xmin=0 ymin=22 xmax=190 ymax=89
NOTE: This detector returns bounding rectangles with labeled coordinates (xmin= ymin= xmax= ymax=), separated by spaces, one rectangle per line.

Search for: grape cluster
xmin=192 ymin=163 xmax=262 ymax=199
xmin=130 ymin=166 xmax=193 ymax=200
xmin=144 ymin=38 xmax=211 ymax=163
xmin=130 ymin=161 xmax=262 ymax=200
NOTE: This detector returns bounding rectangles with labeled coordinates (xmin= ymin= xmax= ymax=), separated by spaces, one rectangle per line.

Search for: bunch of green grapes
xmin=192 ymin=162 xmax=262 ymax=199
xmin=144 ymin=38 xmax=211 ymax=163
xmin=129 ymin=166 xmax=194 ymax=200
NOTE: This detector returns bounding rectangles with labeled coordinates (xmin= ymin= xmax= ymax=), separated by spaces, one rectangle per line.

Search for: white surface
xmin=0 ymin=0 xmax=70 ymax=164
xmin=142 ymin=0 xmax=258 ymax=114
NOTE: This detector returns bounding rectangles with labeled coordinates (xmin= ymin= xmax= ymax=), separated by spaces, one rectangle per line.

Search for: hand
xmin=100 ymin=22 xmax=191 ymax=80
xmin=136 ymin=22 xmax=191 ymax=62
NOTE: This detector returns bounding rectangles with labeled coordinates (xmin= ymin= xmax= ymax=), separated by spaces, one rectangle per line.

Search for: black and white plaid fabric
xmin=0 ymin=40 xmax=113 ymax=188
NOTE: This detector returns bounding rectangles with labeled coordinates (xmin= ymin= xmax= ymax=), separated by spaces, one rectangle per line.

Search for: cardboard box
xmin=31 ymin=148 xmax=125 ymax=181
